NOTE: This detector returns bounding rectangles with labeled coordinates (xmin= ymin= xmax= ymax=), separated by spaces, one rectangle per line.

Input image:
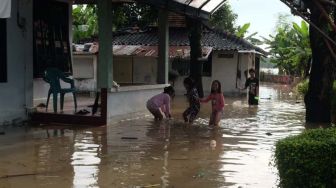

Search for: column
xmin=97 ymin=0 xmax=113 ymax=89
xmin=157 ymin=9 xmax=169 ymax=84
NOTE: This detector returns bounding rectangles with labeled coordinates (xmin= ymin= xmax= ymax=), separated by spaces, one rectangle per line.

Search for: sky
xmin=228 ymin=0 xmax=303 ymax=39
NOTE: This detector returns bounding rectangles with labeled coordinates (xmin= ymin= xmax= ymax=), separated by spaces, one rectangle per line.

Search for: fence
xmin=260 ymin=74 xmax=294 ymax=84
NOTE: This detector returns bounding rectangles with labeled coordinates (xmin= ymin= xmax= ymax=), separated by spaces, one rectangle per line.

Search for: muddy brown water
xmin=0 ymin=84 xmax=306 ymax=188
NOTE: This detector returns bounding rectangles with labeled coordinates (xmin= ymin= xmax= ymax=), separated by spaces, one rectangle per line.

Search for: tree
xmin=72 ymin=5 xmax=98 ymax=43
xmin=72 ymin=3 xmax=157 ymax=43
xmin=187 ymin=17 xmax=204 ymax=98
xmin=236 ymin=23 xmax=263 ymax=45
xmin=264 ymin=14 xmax=311 ymax=77
xmin=301 ymin=0 xmax=335 ymax=123
xmin=208 ymin=3 xmax=237 ymax=33
xmin=278 ymin=0 xmax=335 ymax=123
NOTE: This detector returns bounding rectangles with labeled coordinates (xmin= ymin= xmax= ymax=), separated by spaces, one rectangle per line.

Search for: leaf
xmin=236 ymin=23 xmax=250 ymax=38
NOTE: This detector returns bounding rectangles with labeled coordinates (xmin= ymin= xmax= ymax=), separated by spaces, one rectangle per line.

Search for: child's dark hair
xmin=164 ymin=86 xmax=175 ymax=97
xmin=183 ymin=77 xmax=195 ymax=90
xmin=211 ymin=80 xmax=222 ymax=93
xmin=249 ymin=68 xmax=255 ymax=73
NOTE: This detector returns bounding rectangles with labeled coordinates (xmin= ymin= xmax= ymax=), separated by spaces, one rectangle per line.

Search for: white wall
xmin=133 ymin=57 xmax=157 ymax=84
xmin=0 ymin=0 xmax=33 ymax=125
xmin=107 ymin=85 xmax=166 ymax=121
xmin=113 ymin=56 xmax=158 ymax=85
xmin=173 ymin=76 xmax=212 ymax=95
xmin=212 ymin=51 xmax=238 ymax=94
xmin=172 ymin=51 xmax=255 ymax=96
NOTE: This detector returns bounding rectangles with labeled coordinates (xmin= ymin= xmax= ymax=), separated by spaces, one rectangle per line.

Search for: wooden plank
xmin=31 ymin=113 xmax=105 ymax=126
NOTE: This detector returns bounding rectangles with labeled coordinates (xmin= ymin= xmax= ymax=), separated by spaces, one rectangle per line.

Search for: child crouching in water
xmin=147 ymin=86 xmax=175 ymax=121
xmin=200 ymin=80 xmax=225 ymax=126
xmin=183 ymin=77 xmax=200 ymax=123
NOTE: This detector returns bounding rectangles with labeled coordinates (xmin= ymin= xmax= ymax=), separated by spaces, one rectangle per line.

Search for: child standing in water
xmin=146 ymin=86 xmax=175 ymax=121
xmin=200 ymin=80 xmax=225 ymax=126
xmin=183 ymin=77 xmax=200 ymax=123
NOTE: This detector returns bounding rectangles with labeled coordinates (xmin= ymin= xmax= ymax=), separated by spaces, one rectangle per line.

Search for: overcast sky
xmin=228 ymin=0 xmax=303 ymax=38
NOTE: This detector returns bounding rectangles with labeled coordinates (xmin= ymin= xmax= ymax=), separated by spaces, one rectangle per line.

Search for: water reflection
xmin=72 ymin=131 xmax=101 ymax=188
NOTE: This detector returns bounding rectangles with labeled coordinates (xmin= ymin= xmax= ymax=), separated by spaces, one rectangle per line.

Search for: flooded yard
xmin=0 ymin=84 xmax=306 ymax=188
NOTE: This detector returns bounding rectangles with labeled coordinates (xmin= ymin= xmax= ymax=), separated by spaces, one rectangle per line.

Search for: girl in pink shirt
xmin=147 ymin=86 xmax=175 ymax=121
xmin=200 ymin=80 xmax=225 ymax=126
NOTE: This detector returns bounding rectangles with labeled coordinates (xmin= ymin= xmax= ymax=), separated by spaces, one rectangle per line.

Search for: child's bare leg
xmin=150 ymin=109 xmax=163 ymax=121
xmin=214 ymin=111 xmax=222 ymax=126
xmin=189 ymin=109 xmax=199 ymax=123
xmin=183 ymin=108 xmax=191 ymax=123
xmin=209 ymin=112 xmax=215 ymax=126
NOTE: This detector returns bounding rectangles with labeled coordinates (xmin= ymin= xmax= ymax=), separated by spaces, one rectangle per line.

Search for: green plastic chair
xmin=43 ymin=68 xmax=77 ymax=113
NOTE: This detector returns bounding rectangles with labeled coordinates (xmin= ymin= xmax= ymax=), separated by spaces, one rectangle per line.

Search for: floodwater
xmin=0 ymin=84 xmax=306 ymax=188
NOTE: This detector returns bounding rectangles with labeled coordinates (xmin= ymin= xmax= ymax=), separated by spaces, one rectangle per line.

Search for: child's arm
xmin=200 ymin=95 xmax=212 ymax=103
xmin=163 ymin=95 xmax=171 ymax=118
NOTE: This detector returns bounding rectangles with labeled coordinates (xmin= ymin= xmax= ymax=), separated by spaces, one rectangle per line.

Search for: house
xmin=73 ymin=13 xmax=266 ymax=95
xmin=0 ymin=0 xmax=228 ymax=126
xmin=110 ymin=23 xmax=267 ymax=95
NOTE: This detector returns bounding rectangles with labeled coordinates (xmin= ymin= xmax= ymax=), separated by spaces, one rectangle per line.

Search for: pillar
xmin=157 ymin=9 xmax=169 ymax=84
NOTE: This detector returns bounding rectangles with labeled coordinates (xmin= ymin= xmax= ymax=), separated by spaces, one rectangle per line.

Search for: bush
xmin=295 ymin=79 xmax=309 ymax=96
xmin=275 ymin=128 xmax=336 ymax=188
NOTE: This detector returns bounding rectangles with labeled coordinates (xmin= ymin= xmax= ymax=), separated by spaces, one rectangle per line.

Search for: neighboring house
xmin=108 ymin=24 xmax=266 ymax=95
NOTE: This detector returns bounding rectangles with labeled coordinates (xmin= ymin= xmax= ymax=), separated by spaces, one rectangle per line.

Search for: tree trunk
xmin=304 ymin=4 xmax=334 ymax=123
xmin=186 ymin=17 xmax=204 ymax=98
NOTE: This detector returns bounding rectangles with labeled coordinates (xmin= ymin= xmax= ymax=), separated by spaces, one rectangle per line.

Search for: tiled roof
xmin=113 ymin=27 xmax=267 ymax=55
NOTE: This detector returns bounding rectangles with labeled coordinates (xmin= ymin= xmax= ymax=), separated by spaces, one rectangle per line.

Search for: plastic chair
xmin=43 ymin=68 xmax=77 ymax=113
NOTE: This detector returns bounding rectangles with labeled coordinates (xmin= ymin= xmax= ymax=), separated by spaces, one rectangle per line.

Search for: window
xmin=0 ymin=19 xmax=7 ymax=83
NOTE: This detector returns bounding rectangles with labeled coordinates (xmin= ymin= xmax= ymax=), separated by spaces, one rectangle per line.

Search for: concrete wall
xmin=109 ymin=51 xmax=255 ymax=96
xmin=0 ymin=0 xmax=33 ymax=125
xmin=113 ymin=56 xmax=158 ymax=85
xmin=173 ymin=76 xmax=212 ymax=95
xmin=212 ymin=51 xmax=238 ymax=94
xmin=113 ymin=56 xmax=133 ymax=83
xmin=172 ymin=51 xmax=255 ymax=96
xmin=72 ymin=54 xmax=97 ymax=92
xmin=107 ymin=85 xmax=167 ymax=121
xmin=133 ymin=57 xmax=157 ymax=84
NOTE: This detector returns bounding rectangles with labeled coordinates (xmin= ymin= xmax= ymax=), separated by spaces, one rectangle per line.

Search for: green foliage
xmin=72 ymin=5 xmax=98 ymax=43
xmin=209 ymin=3 xmax=237 ymax=33
xmin=233 ymin=23 xmax=263 ymax=45
xmin=296 ymin=79 xmax=309 ymax=96
xmin=275 ymin=128 xmax=336 ymax=188
xmin=209 ymin=3 xmax=261 ymax=45
xmin=264 ymin=14 xmax=311 ymax=76
xmin=236 ymin=23 xmax=250 ymax=38
xmin=72 ymin=3 xmax=157 ymax=43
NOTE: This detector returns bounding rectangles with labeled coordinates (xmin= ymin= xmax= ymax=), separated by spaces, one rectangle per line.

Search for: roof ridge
xmin=202 ymin=21 xmax=267 ymax=54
